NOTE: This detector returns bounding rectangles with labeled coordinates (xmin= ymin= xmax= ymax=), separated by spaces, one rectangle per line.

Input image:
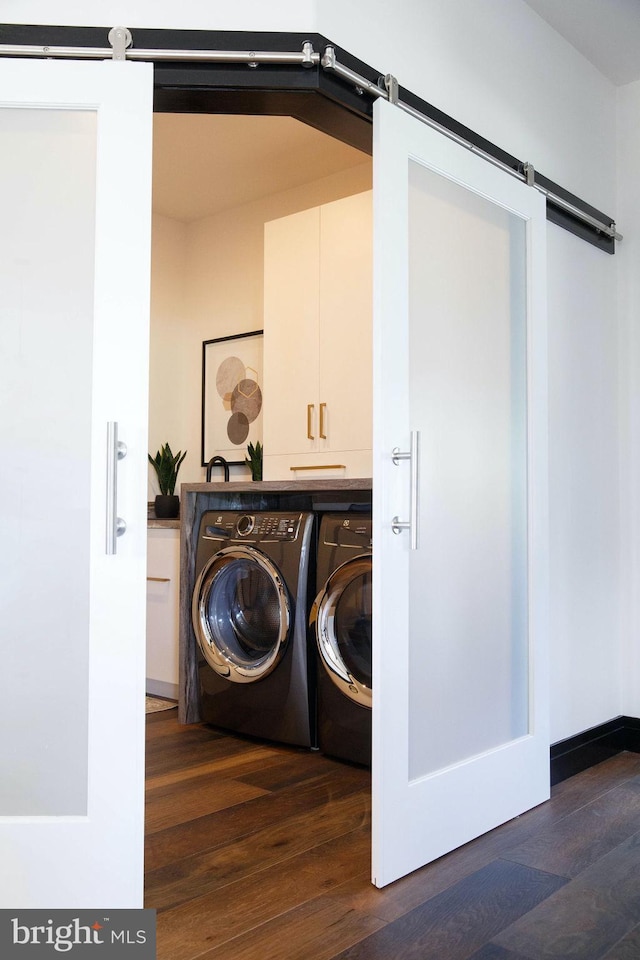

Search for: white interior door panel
xmin=372 ymin=98 xmax=549 ymax=887
xmin=0 ymin=56 xmax=153 ymax=907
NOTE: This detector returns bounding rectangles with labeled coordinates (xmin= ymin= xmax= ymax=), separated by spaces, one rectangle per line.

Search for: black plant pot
xmin=154 ymin=494 xmax=180 ymax=519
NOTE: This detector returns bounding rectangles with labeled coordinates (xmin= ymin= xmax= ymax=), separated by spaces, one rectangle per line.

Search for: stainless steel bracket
xmin=391 ymin=516 xmax=411 ymax=535
xmin=384 ymin=73 xmax=399 ymax=104
xmin=321 ymin=45 xmax=337 ymax=71
xmin=392 ymin=446 xmax=410 ymax=466
xmin=322 ymin=45 xmax=388 ymax=100
xmin=108 ymin=26 xmax=132 ymax=61
xmin=301 ymin=41 xmax=316 ymax=68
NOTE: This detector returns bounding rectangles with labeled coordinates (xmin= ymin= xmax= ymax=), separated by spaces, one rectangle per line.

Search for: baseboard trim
xmin=550 ymin=716 xmax=640 ymax=785
xmin=146 ymin=678 xmax=179 ymax=700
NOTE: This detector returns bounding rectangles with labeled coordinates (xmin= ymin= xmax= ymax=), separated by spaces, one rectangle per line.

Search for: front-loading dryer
xmin=192 ymin=510 xmax=315 ymax=748
xmin=310 ymin=512 xmax=372 ymax=766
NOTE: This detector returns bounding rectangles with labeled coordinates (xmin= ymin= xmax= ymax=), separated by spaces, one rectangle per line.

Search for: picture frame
xmin=201 ymin=330 xmax=264 ymax=467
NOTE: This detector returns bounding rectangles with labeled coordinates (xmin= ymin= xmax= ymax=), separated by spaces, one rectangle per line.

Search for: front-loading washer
xmin=192 ymin=510 xmax=315 ymax=748
xmin=310 ymin=512 xmax=372 ymax=766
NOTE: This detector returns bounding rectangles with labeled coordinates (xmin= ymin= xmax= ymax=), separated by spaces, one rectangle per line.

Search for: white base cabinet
xmin=263 ymin=190 xmax=372 ymax=480
xmin=146 ymin=527 xmax=180 ymax=699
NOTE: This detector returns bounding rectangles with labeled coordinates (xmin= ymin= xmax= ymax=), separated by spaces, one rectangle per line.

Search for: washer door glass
xmin=313 ymin=555 xmax=372 ymax=706
xmin=193 ymin=545 xmax=290 ymax=683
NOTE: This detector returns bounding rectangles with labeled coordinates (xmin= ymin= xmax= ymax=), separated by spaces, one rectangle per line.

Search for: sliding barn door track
xmin=0 ymin=22 xmax=620 ymax=252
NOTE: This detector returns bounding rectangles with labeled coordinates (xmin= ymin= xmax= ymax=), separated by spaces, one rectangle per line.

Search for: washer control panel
xmin=203 ymin=511 xmax=301 ymax=542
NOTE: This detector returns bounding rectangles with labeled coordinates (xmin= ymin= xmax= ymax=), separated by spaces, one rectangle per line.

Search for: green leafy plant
xmin=148 ymin=443 xmax=187 ymax=496
xmin=245 ymin=440 xmax=263 ymax=481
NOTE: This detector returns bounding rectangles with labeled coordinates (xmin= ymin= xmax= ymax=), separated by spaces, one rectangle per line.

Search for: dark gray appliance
xmin=192 ymin=510 xmax=315 ymax=747
xmin=310 ymin=512 xmax=372 ymax=766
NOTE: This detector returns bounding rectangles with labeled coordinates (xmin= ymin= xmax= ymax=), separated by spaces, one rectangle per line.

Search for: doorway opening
xmin=144 ymin=108 xmax=374 ymax=920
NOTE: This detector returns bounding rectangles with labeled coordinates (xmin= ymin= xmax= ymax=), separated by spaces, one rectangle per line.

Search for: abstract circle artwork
xmin=219 ymin=363 xmax=262 ymax=444
xmin=202 ymin=332 xmax=263 ymax=465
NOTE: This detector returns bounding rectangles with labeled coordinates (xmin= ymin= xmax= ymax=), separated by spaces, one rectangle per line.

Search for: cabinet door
xmin=263 ymin=206 xmax=320 ymax=459
xmin=319 ymin=191 xmax=373 ymax=457
xmin=146 ymin=528 xmax=181 ymax=698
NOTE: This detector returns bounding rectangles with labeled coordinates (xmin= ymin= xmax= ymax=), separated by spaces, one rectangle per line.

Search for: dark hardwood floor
xmin=145 ymin=708 xmax=640 ymax=960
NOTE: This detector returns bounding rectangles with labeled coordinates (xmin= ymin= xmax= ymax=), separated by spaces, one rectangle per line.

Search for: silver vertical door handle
xmin=106 ymin=421 xmax=127 ymax=555
xmin=391 ymin=430 xmax=420 ymax=550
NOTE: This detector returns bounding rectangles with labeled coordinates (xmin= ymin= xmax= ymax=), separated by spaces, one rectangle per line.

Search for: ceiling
xmin=152 ymin=114 xmax=369 ymax=223
xmin=523 ymin=0 xmax=640 ymax=85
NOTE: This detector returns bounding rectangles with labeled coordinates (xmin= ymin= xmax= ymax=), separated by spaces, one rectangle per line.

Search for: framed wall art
xmin=201 ymin=330 xmax=263 ymax=467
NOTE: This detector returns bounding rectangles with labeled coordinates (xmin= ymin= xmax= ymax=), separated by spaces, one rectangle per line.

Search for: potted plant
xmin=148 ymin=443 xmax=187 ymax=519
xmin=245 ymin=440 xmax=263 ymax=481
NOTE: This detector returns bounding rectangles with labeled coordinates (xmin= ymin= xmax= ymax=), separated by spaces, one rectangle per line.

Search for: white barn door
xmin=0 ymin=57 xmax=153 ymax=907
xmin=372 ymin=98 xmax=549 ymax=887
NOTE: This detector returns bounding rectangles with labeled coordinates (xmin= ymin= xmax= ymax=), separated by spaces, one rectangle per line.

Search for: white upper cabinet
xmin=263 ymin=190 xmax=372 ymax=480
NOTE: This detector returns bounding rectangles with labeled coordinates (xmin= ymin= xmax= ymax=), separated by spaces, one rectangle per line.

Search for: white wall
xmin=0 ymin=1 xmax=315 ymax=31
xmin=7 ymin=0 xmax=626 ymax=740
xmin=617 ymin=80 xmax=640 ymax=720
xmin=149 ymin=162 xmax=371 ymax=490
xmin=148 ymin=215 xmax=188 ymax=497
xmin=547 ymin=224 xmax=620 ymax=741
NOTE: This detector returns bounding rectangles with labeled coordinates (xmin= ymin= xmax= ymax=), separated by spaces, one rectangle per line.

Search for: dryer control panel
xmin=323 ymin=514 xmax=372 ymax=550
xmin=202 ymin=511 xmax=302 ymax=543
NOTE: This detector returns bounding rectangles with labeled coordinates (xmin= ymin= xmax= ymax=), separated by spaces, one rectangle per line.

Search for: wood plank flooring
xmin=145 ymin=709 xmax=640 ymax=960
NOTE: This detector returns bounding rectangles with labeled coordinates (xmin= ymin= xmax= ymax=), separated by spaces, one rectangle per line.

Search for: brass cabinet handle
xmin=147 ymin=577 xmax=170 ymax=582
xmin=319 ymin=402 xmax=327 ymax=439
xmin=290 ymin=464 xmax=346 ymax=471
xmin=307 ymin=403 xmax=315 ymax=440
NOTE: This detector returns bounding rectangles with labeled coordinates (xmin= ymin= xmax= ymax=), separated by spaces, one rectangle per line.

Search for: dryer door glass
xmin=195 ymin=547 xmax=290 ymax=683
xmin=314 ymin=555 xmax=372 ymax=706
xmin=334 ymin=569 xmax=372 ymax=690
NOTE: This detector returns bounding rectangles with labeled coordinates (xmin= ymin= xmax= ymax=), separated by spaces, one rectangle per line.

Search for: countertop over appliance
xmin=181 ymin=477 xmax=373 ymax=495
